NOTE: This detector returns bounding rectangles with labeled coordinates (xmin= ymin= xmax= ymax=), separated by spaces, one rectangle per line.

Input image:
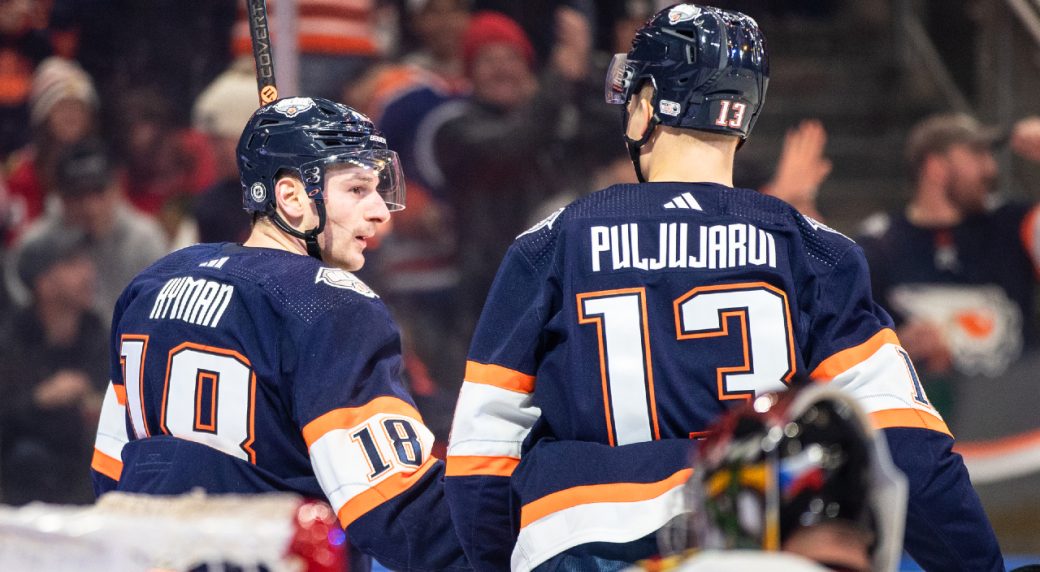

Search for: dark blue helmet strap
xmin=623 ymin=105 xmax=661 ymax=184
xmin=268 ymin=197 xmax=327 ymax=262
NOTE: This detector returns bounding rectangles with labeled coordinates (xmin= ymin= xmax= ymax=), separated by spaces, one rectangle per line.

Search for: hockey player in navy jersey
xmin=90 ymin=97 xmax=469 ymax=571
xmin=444 ymin=4 xmax=1004 ymax=571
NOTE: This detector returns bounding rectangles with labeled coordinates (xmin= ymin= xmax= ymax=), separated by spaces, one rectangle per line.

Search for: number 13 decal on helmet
xmin=713 ymin=101 xmax=748 ymax=129
xmin=578 ymin=282 xmax=795 ymax=446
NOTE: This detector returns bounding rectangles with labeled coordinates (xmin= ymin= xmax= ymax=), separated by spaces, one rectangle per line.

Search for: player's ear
xmin=625 ymin=84 xmax=656 ymax=141
xmin=273 ymin=175 xmax=310 ymax=223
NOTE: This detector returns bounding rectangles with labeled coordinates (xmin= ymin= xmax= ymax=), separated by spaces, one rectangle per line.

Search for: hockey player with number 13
xmin=444 ymin=4 xmax=1004 ymax=571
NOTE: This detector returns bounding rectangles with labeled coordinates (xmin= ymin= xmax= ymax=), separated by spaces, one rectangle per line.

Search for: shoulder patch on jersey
xmin=801 ymin=213 xmax=853 ymax=242
xmin=517 ymin=207 xmax=565 ymax=239
xmin=315 ymin=267 xmax=378 ymax=298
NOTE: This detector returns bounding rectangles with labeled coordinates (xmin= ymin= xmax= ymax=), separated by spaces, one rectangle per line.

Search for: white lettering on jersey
xmin=590 ymin=222 xmax=776 ymax=273
xmin=149 ymin=277 xmax=235 ymax=328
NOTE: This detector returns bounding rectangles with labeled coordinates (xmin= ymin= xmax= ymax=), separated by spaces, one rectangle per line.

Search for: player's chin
xmin=324 ymin=247 xmax=365 ymax=272
xmin=342 ymin=251 xmax=366 ymax=272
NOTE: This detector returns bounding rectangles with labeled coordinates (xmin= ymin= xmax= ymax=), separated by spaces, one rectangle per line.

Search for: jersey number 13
xmin=577 ymin=282 xmax=796 ymax=446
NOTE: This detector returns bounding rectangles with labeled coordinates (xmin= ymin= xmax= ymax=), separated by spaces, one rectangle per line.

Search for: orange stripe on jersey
xmin=338 ymin=455 xmax=438 ymax=527
xmin=810 ymin=329 xmax=900 ymax=380
xmin=519 ymin=468 xmax=693 ymax=529
xmin=445 ymin=455 xmax=519 ymax=477
xmin=91 ymin=448 xmax=123 ymax=481
xmin=465 ymin=361 xmax=536 ymax=394
xmin=113 ymin=384 xmax=127 ymax=406
xmin=302 ymin=396 xmax=423 ymax=447
xmin=870 ymin=408 xmax=952 ymax=437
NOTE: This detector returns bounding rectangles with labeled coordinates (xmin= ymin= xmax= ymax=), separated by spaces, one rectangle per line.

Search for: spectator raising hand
xmin=551 ymin=6 xmax=592 ymax=82
xmin=763 ymin=119 xmax=832 ymax=220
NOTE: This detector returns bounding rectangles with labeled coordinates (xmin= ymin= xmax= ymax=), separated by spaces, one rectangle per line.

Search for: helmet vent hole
xmin=257 ymin=118 xmax=283 ymax=127
xmin=664 ymin=27 xmax=697 ymax=42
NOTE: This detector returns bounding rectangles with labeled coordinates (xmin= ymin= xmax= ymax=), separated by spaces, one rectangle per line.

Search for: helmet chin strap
xmin=623 ymin=106 xmax=660 ymax=184
xmin=269 ymin=199 xmax=327 ymax=262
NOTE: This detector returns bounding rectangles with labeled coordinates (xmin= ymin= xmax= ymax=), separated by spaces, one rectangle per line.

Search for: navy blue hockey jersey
xmin=859 ymin=203 xmax=1040 ymax=376
xmin=91 ymin=243 xmax=468 ymax=571
xmin=444 ymin=183 xmax=1002 ymax=572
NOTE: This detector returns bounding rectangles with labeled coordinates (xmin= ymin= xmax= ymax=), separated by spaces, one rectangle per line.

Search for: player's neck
xmin=644 ymin=129 xmax=735 ymax=186
xmin=243 ymin=218 xmax=310 ymax=256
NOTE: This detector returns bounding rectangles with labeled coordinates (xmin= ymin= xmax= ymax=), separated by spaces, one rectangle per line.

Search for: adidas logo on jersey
xmin=663 ymin=192 xmax=702 ymax=210
xmin=199 ymin=257 xmax=229 ymax=269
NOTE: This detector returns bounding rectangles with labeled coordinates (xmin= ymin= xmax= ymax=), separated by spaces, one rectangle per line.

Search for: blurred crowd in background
xmin=1 ymin=0 xmax=1038 ymax=554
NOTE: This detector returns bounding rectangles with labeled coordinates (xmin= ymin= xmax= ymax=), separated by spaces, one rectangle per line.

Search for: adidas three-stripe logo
xmin=663 ymin=192 xmax=702 ymax=210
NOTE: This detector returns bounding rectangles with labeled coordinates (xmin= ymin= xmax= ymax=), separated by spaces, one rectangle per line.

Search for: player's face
xmin=943 ymin=143 xmax=997 ymax=214
xmin=319 ymin=164 xmax=391 ymax=271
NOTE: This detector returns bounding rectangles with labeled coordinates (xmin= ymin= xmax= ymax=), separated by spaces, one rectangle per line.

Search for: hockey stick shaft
xmin=246 ymin=0 xmax=278 ymax=105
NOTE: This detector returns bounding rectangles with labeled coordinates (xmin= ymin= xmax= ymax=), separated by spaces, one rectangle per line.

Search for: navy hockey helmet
xmin=237 ymin=96 xmax=405 ymax=259
xmin=605 ymin=4 xmax=769 ymax=180
xmin=688 ymin=386 xmax=907 ymax=572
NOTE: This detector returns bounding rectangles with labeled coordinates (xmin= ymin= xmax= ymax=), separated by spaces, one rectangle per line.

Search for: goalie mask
xmin=687 ymin=386 xmax=907 ymax=572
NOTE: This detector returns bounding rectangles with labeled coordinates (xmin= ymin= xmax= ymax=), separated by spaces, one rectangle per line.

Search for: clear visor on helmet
xmin=318 ymin=149 xmax=406 ymax=212
xmin=605 ymin=53 xmax=633 ymax=105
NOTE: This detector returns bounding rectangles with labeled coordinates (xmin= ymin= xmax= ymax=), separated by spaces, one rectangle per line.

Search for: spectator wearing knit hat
xmin=3 ymin=56 xmax=100 ymax=240
xmin=431 ymin=8 xmax=594 ymax=336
